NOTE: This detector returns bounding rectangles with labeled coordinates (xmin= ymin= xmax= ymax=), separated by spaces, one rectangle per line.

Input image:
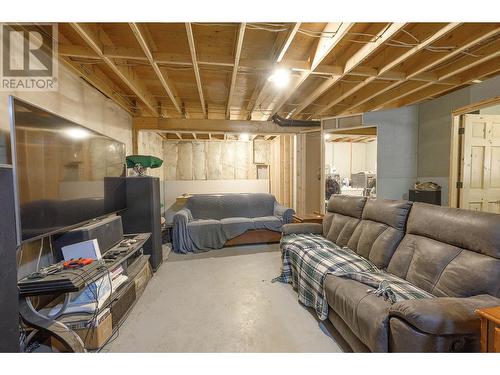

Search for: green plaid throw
xmin=273 ymin=233 xmax=433 ymax=320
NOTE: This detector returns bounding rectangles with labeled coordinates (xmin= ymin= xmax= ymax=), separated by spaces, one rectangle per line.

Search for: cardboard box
xmin=73 ymin=309 xmax=113 ymax=350
xmin=51 ymin=308 xmax=113 ymax=351
xmin=134 ymin=260 xmax=152 ymax=297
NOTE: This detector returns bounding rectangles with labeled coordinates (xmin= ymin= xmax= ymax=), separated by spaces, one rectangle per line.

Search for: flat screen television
xmin=9 ymin=97 xmax=127 ymax=245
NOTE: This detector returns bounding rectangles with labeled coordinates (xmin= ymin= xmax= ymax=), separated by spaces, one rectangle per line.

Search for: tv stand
xmin=19 ymin=233 xmax=151 ymax=352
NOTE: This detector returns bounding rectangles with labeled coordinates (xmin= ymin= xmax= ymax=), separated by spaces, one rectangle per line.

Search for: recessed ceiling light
xmin=472 ymin=79 xmax=482 ymax=84
xmin=268 ymin=68 xmax=291 ymax=88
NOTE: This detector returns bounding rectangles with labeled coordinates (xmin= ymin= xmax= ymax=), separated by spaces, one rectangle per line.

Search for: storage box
xmin=52 ymin=308 xmax=113 ymax=351
xmin=134 ymin=259 xmax=152 ymax=298
xmin=73 ymin=309 xmax=113 ymax=350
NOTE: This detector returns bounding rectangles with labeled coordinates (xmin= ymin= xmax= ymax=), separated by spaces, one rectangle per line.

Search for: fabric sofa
xmin=280 ymin=195 xmax=500 ymax=352
xmin=173 ymin=193 xmax=294 ymax=253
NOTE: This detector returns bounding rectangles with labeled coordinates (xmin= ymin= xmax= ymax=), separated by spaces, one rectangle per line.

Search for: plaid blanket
xmin=273 ymin=233 xmax=433 ymax=320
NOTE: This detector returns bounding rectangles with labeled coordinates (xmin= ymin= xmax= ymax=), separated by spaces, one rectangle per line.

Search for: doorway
xmin=450 ymin=97 xmax=500 ymax=212
xmin=323 ymin=126 xmax=377 ymax=208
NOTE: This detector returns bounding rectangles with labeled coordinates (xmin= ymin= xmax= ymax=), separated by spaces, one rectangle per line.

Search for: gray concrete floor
xmin=104 ymin=244 xmax=342 ymax=352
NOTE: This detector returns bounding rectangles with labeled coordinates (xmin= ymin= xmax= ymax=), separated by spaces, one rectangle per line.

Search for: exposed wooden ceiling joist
xmin=289 ymin=22 xmax=406 ymax=118
xmin=260 ymin=22 xmax=355 ymax=120
xmin=57 ymin=23 xmax=500 ymax=120
xmin=61 ymin=57 xmax=133 ymax=114
xmin=69 ymin=23 xmax=159 ymax=116
xmin=336 ymin=25 xmax=500 ymax=116
xmin=354 ymin=37 xmax=500 ymax=113
xmin=316 ymin=23 xmax=462 ymax=116
xmin=185 ymin=23 xmax=207 ymax=118
xmin=246 ymin=22 xmax=303 ymax=120
xmin=226 ymin=23 xmax=246 ymax=119
xmin=129 ymin=23 xmax=184 ymax=116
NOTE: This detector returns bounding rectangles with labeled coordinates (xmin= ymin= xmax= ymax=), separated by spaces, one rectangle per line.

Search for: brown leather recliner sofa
xmin=282 ymin=195 xmax=500 ymax=352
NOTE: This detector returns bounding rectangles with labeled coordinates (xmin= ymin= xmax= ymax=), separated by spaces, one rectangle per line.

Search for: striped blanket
xmin=273 ymin=233 xmax=433 ymax=320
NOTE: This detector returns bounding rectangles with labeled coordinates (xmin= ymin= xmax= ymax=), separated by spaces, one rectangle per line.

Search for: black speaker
xmin=120 ymin=176 xmax=163 ymax=271
xmin=0 ymin=166 xmax=19 ymax=352
xmin=52 ymin=215 xmax=124 ymax=261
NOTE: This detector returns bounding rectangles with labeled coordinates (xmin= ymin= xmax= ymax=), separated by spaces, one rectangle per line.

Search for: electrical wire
xmin=35 ymin=238 xmax=44 ymax=272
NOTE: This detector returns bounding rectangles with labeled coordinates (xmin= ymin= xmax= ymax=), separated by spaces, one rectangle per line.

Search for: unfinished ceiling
xmin=57 ymin=22 xmax=500 ymax=120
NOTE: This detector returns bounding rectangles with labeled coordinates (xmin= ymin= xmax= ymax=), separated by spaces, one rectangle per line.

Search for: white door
xmin=461 ymin=114 xmax=500 ymax=213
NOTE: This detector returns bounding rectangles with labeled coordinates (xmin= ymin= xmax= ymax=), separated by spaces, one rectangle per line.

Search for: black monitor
xmin=9 ymin=97 xmax=127 ymax=245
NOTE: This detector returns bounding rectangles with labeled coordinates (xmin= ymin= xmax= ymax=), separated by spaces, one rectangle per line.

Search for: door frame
xmin=449 ymin=96 xmax=500 ymax=208
xmin=320 ymin=123 xmax=378 ymax=213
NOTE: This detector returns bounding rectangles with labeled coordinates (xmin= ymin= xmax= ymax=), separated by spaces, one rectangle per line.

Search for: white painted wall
xmin=365 ymin=140 xmax=377 ymax=172
xmin=324 ymin=140 xmax=377 ymax=179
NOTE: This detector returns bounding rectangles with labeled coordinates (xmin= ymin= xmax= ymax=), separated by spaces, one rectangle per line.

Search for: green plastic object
xmin=126 ymin=155 xmax=163 ymax=169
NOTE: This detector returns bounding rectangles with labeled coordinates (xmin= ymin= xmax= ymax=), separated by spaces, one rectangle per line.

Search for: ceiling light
xmin=268 ymin=68 xmax=290 ymax=88
xmin=472 ymin=79 xmax=482 ymax=84
xmin=64 ymin=127 xmax=90 ymax=140
xmin=239 ymin=133 xmax=250 ymax=142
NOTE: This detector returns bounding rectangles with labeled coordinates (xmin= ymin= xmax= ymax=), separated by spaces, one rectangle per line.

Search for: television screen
xmin=10 ymin=97 xmax=127 ymax=244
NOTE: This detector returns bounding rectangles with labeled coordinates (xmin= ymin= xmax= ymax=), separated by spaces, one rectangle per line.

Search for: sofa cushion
xmin=387 ymin=203 xmax=500 ymax=298
xmin=186 ymin=193 xmax=276 ymax=220
xmin=322 ymin=195 xmax=367 ymax=247
xmin=252 ymin=216 xmax=282 ymax=231
xmin=220 ymin=217 xmax=255 ymax=238
xmin=186 ymin=219 xmax=225 ymax=250
xmin=346 ymin=199 xmax=412 ymax=268
xmin=324 ymin=274 xmax=392 ymax=352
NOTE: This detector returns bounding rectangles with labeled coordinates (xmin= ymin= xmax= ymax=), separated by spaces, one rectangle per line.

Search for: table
xmin=475 ymin=306 xmax=500 ymax=352
xmin=292 ymin=213 xmax=324 ymax=224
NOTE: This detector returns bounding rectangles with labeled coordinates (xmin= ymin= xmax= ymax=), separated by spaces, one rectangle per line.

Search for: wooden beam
xmin=185 ymin=23 xmax=207 ymax=118
xmin=385 ymin=57 xmax=500 ymax=110
xmin=70 ymin=23 xmax=158 ymax=116
xmin=61 ymin=57 xmax=133 ymax=114
xmin=226 ymin=23 xmax=246 ymax=119
xmin=265 ymin=22 xmax=355 ymax=120
xmin=290 ymin=23 xmax=405 ymax=118
xmin=316 ymin=23 xmax=461 ymax=115
xmin=134 ymin=117 xmax=316 ymax=134
xmin=337 ymin=25 xmax=500 ymax=116
xmin=246 ymin=22 xmax=303 ymax=120
xmin=355 ymin=39 xmax=500 ymax=113
xmin=276 ymin=23 xmax=301 ymax=63
xmin=60 ymin=43 xmax=452 ymax=84
xmin=129 ymin=23 xmax=183 ymax=116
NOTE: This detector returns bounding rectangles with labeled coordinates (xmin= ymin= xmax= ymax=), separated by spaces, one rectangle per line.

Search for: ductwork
xmin=271 ymin=113 xmax=320 ymax=127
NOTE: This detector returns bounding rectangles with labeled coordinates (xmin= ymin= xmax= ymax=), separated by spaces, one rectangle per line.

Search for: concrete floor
xmin=104 ymin=244 xmax=342 ymax=352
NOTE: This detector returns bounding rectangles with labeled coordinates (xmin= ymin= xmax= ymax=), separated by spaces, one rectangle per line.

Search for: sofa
xmin=173 ymin=193 xmax=294 ymax=253
xmin=281 ymin=195 xmax=500 ymax=352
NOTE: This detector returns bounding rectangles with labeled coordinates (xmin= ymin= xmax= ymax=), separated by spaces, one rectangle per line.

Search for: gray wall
xmin=364 ymin=105 xmax=419 ymax=200
xmin=417 ymin=75 xmax=500 ymax=205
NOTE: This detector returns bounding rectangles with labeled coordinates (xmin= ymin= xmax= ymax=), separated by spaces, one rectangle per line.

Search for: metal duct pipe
xmin=271 ymin=114 xmax=320 ymax=127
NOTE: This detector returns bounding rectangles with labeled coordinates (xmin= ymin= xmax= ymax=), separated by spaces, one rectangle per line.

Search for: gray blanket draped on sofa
xmin=172 ymin=193 xmax=294 ymax=253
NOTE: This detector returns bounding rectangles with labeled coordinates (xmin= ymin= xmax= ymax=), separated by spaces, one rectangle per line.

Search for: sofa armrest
xmin=173 ymin=208 xmax=192 ymax=225
xmin=389 ymin=294 xmax=500 ymax=335
xmin=274 ymin=203 xmax=295 ymax=224
xmin=172 ymin=208 xmax=193 ymax=253
xmin=282 ymin=223 xmax=323 ymax=235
